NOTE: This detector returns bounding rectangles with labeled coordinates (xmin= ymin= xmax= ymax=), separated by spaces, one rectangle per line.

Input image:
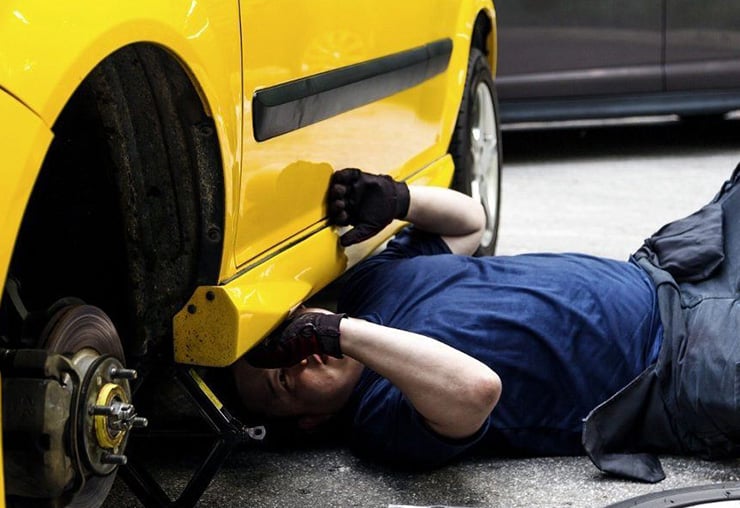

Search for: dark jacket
xmin=583 ymin=164 xmax=740 ymax=483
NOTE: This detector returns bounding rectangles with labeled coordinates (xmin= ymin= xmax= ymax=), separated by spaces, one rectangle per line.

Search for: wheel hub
xmin=94 ymin=383 xmax=128 ymax=449
xmin=71 ymin=352 xmax=145 ymax=478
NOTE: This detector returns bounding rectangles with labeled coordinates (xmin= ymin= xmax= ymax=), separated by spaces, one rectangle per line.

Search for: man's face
xmin=233 ymin=353 xmax=363 ymax=418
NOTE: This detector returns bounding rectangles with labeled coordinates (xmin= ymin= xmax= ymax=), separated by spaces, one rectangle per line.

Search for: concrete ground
xmin=106 ymin=116 xmax=740 ymax=507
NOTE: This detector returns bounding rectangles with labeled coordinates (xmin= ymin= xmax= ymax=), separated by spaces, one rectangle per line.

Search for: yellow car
xmin=0 ymin=1 xmax=498 ymax=506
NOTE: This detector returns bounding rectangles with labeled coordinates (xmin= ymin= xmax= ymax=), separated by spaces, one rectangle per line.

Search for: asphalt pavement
xmin=106 ymin=115 xmax=740 ymax=507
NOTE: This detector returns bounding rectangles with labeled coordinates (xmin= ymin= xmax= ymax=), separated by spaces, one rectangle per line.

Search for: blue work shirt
xmin=338 ymin=227 xmax=663 ymax=469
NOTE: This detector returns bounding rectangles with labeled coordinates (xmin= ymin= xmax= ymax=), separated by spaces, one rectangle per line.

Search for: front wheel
xmin=449 ymin=48 xmax=502 ymax=256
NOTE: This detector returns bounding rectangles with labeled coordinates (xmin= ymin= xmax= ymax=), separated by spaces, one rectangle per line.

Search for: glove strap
xmin=393 ymin=180 xmax=410 ymax=220
xmin=314 ymin=313 xmax=347 ymax=358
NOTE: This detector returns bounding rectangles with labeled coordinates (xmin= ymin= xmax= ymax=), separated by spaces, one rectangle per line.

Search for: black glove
xmin=245 ymin=312 xmax=346 ymax=369
xmin=327 ymin=168 xmax=410 ymax=246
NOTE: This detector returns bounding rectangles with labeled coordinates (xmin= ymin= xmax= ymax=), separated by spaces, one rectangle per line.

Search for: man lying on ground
xmin=233 ymin=166 xmax=740 ymax=482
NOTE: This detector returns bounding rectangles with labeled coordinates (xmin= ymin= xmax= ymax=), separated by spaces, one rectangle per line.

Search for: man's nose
xmin=285 ymin=358 xmax=309 ymax=376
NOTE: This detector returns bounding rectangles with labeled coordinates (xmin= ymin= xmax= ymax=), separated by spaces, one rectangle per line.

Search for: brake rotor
xmin=41 ymin=305 xmax=130 ymax=508
xmin=41 ymin=305 xmax=124 ymax=360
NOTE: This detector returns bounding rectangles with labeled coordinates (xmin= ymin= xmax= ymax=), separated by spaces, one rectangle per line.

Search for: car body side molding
xmin=252 ymin=38 xmax=453 ymax=141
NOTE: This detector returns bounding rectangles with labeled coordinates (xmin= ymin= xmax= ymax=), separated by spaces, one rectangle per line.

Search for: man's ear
xmin=297 ymin=414 xmax=332 ymax=431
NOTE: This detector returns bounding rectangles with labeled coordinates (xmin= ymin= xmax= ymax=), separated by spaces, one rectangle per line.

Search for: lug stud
xmin=110 ymin=367 xmax=137 ymax=380
xmin=101 ymin=453 xmax=128 ymax=465
xmin=132 ymin=417 xmax=149 ymax=428
xmin=90 ymin=405 xmax=116 ymax=416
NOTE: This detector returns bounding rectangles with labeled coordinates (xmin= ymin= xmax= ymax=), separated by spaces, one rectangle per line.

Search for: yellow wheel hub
xmin=93 ymin=383 xmax=127 ymax=449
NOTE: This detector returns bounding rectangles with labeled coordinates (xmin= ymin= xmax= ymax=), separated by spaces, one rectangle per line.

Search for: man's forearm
xmin=326 ymin=168 xmax=485 ymax=252
xmin=405 ymin=186 xmax=486 ymax=255
xmin=339 ymin=316 xmax=501 ymax=439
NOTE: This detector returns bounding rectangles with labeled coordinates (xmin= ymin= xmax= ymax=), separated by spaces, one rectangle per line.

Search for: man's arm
xmin=328 ymin=168 xmax=486 ymax=255
xmin=405 ymin=185 xmax=486 ymax=256
xmin=339 ymin=316 xmax=501 ymax=439
xmin=245 ymin=309 xmax=502 ymax=440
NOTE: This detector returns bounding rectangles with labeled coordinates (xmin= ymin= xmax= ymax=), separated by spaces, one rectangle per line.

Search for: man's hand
xmin=327 ymin=168 xmax=410 ymax=246
xmin=245 ymin=312 xmax=346 ymax=368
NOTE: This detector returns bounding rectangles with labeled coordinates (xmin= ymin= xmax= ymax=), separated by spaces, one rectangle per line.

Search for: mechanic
xmin=233 ymin=167 xmax=740 ymax=483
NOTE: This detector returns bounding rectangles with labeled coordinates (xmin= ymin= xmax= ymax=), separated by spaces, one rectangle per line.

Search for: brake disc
xmin=41 ymin=304 xmax=143 ymax=508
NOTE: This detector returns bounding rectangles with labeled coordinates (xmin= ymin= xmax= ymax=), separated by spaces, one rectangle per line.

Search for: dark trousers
xmin=583 ymin=164 xmax=740 ymax=482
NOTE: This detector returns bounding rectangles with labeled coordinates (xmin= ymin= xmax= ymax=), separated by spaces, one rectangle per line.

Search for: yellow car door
xmin=235 ymin=0 xmax=454 ymax=267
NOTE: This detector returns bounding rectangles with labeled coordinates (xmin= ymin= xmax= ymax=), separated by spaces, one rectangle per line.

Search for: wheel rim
xmin=469 ymin=81 xmax=500 ymax=249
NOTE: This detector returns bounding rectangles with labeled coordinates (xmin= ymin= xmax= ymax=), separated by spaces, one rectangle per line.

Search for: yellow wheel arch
xmin=0 ymin=1 xmax=243 ymax=283
xmin=0 ymin=2 xmax=241 ymax=130
xmin=419 ymin=0 xmax=496 ymax=174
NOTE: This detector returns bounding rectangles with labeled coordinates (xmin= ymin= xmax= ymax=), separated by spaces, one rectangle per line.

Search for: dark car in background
xmin=496 ymin=1 xmax=740 ymax=123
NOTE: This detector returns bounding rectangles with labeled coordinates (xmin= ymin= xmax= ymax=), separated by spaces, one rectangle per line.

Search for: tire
xmin=606 ymin=482 xmax=740 ymax=507
xmin=449 ymin=48 xmax=502 ymax=256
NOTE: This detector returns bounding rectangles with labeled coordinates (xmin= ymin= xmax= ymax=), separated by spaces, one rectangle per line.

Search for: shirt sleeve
xmin=349 ymin=375 xmax=490 ymax=469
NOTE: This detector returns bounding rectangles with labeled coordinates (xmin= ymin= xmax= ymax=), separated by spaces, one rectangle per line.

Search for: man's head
xmin=232 ymin=352 xmax=363 ymax=430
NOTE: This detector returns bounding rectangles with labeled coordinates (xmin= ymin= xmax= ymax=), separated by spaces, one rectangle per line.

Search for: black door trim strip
xmin=252 ymin=38 xmax=453 ymax=142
